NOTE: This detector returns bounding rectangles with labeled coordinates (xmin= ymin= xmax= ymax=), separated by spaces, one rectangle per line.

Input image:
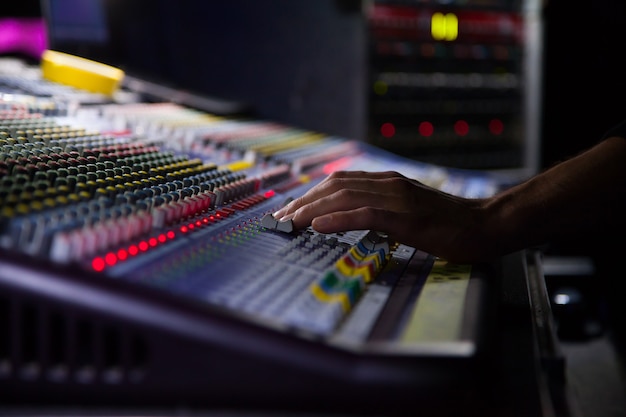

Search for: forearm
xmin=484 ymin=136 xmax=626 ymax=253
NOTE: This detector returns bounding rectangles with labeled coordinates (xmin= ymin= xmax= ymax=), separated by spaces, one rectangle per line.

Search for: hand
xmin=272 ymin=170 xmax=496 ymax=263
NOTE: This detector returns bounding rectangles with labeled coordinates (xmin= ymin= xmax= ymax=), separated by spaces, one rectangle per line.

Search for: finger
xmin=290 ymin=188 xmax=412 ymax=230
xmin=289 ymin=188 xmax=374 ymax=229
xmin=274 ymin=171 xmax=408 ymax=219
xmin=323 ymin=170 xmax=406 ymax=180
xmin=311 ymin=207 xmax=457 ymax=260
xmin=310 ymin=206 xmax=410 ymax=239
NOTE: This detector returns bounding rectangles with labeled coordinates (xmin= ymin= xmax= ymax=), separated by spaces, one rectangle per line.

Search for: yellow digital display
xmin=431 ymin=12 xmax=458 ymax=41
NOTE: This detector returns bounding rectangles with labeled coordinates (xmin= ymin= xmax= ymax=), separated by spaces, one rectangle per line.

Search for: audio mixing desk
xmin=0 ymin=58 xmax=568 ymax=416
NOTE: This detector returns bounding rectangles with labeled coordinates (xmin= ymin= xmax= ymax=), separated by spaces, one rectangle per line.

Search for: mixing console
xmin=0 ymin=57 xmax=515 ymax=413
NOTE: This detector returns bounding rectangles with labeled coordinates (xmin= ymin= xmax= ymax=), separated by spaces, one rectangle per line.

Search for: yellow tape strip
xmin=252 ymin=133 xmax=323 ymax=155
xmin=224 ymin=160 xmax=254 ymax=172
xmin=41 ymin=50 xmax=124 ymax=96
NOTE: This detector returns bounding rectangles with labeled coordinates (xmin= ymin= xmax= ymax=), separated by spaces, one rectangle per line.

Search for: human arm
xmin=272 ymin=135 xmax=626 ymax=264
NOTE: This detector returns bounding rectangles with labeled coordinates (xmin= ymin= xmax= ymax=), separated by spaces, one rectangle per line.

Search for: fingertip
xmin=311 ymin=214 xmax=333 ymax=232
xmin=273 ymin=208 xmax=286 ymax=219
xmin=273 ymin=197 xmax=297 ymax=219
xmin=277 ymin=212 xmax=294 ymax=222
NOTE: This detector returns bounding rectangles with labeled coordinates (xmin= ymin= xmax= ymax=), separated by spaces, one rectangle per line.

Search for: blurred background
xmin=5 ymin=0 xmax=626 ymax=173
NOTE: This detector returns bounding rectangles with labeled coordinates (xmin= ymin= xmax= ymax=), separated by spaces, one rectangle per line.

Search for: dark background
xmin=540 ymin=1 xmax=626 ymax=167
xmin=5 ymin=0 xmax=626 ymax=170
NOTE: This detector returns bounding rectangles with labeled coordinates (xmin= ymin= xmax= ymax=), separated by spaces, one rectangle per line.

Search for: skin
xmin=272 ymin=136 xmax=626 ymax=264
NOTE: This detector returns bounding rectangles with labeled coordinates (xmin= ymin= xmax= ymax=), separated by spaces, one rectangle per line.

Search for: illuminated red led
xmin=117 ymin=248 xmax=128 ymax=260
xmin=418 ymin=121 xmax=434 ymax=137
xmin=138 ymin=241 xmax=149 ymax=251
xmin=196 ymin=220 xmax=202 ymax=227
xmin=454 ymin=120 xmax=469 ymax=136
xmin=105 ymin=252 xmax=117 ymax=266
xmin=188 ymin=222 xmax=195 ymax=230
xmin=180 ymin=225 xmax=189 ymax=233
xmin=380 ymin=122 xmax=396 ymax=138
xmin=128 ymin=245 xmax=139 ymax=256
xmin=489 ymin=118 xmax=504 ymax=135
xmin=264 ymin=190 xmax=275 ymax=198
xmin=148 ymin=237 xmax=158 ymax=247
xmin=157 ymin=233 xmax=167 ymax=243
xmin=166 ymin=230 xmax=175 ymax=239
xmin=92 ymin=257 xmax=106 ymax=272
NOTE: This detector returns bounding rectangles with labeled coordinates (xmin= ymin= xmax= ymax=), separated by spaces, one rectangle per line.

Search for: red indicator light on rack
xmin=454 ymin=120 xmax=469 ymax=136
xmin=381 ymin=122 xmax=396 ymax=138
xmin=419 ymin=121 xmax=434 ymax=137
xmin=264 ymin=190 xmax=275 ymax=198
xmin=489 ymin=118 xmax=504 ymax=135
xmin=138 ymin=241 xmax=149 ymax=251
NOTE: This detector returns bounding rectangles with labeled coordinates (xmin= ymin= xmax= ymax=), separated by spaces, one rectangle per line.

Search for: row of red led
xmin=90 ymin=190 xmax=276 ymax=272
xmin=379 ymin=118 xmax=505 ymax=138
